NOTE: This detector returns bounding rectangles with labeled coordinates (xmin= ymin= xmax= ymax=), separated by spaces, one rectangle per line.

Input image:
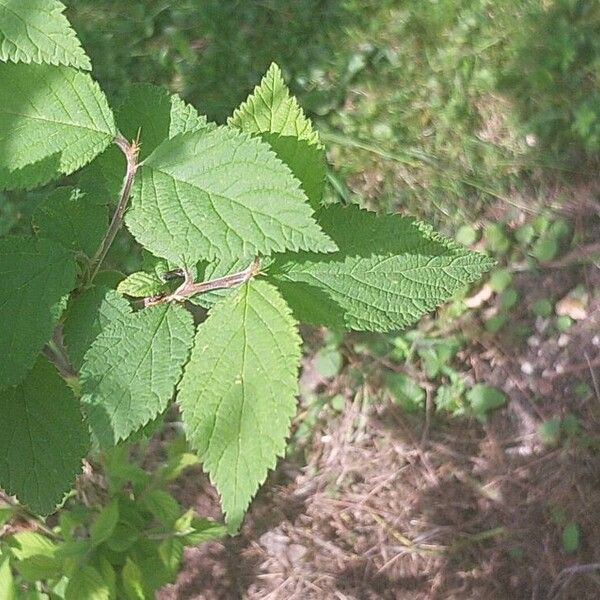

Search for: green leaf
xmin=78 ymin=84 xmax=210 ymax=207
xmin=65 ymin=566 xmax=111 ymax=600
xmin=125 ymin=126 xmax=337 ymax=266
xmin=229 ymin=63 xmax=326 ymax=208
xmin=466 ymin=384 xmax=507 ymax=421
xmin=0 ymin=236 xmax=76 ymax=388
xmin=0 ymin=0 xmax=91 ymax=69
xmin=0 ymin=63 xmax=116 ymax=190
xmin=90 ymin=499 xmax=119 ymax=547
xmin=117 ymin=271 xmax=168 ymax=298
xmin=80 ymin=304 xmax=194 ymax=447
xmin=178 ymin=280 xmax=301 ymax=530
xmin=561 ymin=522 xmax=580 ymax=554
xmin=385 ymin=373 xmax=425 ymax=412
xmin=140 ymin=490 xmax=181 ymax=527
xmin=0 ymin=358 xmax=89 ymax=514
xmin=33 ymin=188 xmax=107 ymax=256
xmin=0 ymin=554 xmax=15 ymax=600
xmin=121 ymin=558 xmax=145 ymax=600
xmin=63 ymin=287 xmax=131 ymax=371
xmin=8 ymin=532 xmax=60 ymax=582
xmin=314 ymin=347 xmax=343 ymax=379
xmin=269 ymin=205 xmax=493 ymax=332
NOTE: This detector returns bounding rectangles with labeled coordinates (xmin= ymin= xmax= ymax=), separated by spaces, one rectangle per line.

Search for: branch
xmin=89 ymin=134 xmax=140 ymax=281
xmin=144 ymin=258 xmax=261 ymax=307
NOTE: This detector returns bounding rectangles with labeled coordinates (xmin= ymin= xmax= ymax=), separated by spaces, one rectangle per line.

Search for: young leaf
xmin=0 ymin=358 xmax=89 ymax=514
xmin=0 ymin=236 xmax=76 ymax=388
xmin=178 ymin=280 xmax=301 ymax=531
xmin=0 ymin=0 xmax=91 ymax=69
xmin=0 ymin=554 xmax=15 ymax=600
xmin=63 ymin=287 xmax=132 ymax=371
xmin=268 ymin=204 xmax=494 ymax=332
xmin=117 ymin=271 xmax=169 ymax=298
xmin=32 ymin=187 xmax=108 ymax=256
xmin=229 ymin=63 xmax=326 ymax=208
xmin=80 ymin=304 xmax=194 ymax=447
xmin=125 ymin=126 xmax=337 ymax=266
xmin=0 ymin=63 xmax=116 ymax=190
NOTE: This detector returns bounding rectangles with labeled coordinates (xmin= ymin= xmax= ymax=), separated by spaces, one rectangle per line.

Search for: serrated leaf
xmin=229 ymin=63 xmax=326 ymax=208
xmin=78 ymin=84 xmax=210 ymax=206
xmin=0 ymin=63 xmax=116 ymax=190
xmin=0 ymin=358 xmax=89 ymax=514
xmin=63 ymin=287 xmax=131 ymax=371
xmin=65 ymin=566 xmax=111 ymax=600
xmin=80 ymin=304 xmax=194 ymax=447
xmin=269 ymin=205 xmax=493 ymax=332
xmin=178 ymin=280 xmax=301 ymax=530
xmin=0 ymin=236 xmax=76 ymax=388
xmin=0 ymin=0 xmax=91 ymax=69
xmin=125 ymin=126 xmax=337 ymax=266
xmin=117 ymin=271 xmax=168 ymax=298
xmin=33 ymin=187 xmax=107 ymax=256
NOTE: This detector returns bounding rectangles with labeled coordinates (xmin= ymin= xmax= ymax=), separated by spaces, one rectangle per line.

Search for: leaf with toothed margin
xmin=267 ymin=204 xmax=494 ymax=332
xmin=125 ymin=126 xmax=337 ymax=266
xmin=62 ymin=287 xmax=132 ymax=371
xmin=77 ymin=84 xmax=212 ymax=206
xmin=178 ymin=280 xmax=301 ymax=531
xmin=0 ymin=0 xmax=91 ymax=69
xmin=0 ymin=63 xmax=116 ymax=190
xmin=229 ymin=63 xmax=326 ymax=209
xmin=0 ymin=236 xmax=76 ymax=389
xmin=80 ymin=304 xmax=194 ymax=448
xmin=0 ymin=358 xmax=89 ymax=514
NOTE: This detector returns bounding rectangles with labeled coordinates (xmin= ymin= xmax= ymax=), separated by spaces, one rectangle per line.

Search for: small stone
xmin=521 ymin=361 xmax=534 ymax=375
xmin=558 ymin=334 xmax=570 ymax=348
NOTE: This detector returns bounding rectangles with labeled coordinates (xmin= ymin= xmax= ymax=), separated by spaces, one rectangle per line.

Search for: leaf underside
xmin=0 ymin=0 xmax=91 ymax=69
xmin=0 ymin=236 xmax=76 ymax=388
xmin=125 ymin=126 xmax=336 ymax=266
xmin=0 ymin=63 xmax=116 ymax=190
xmin=0 ymin=358 xmax=89 ymax=514
xmin=80 ymin=304 xmax=194 ymax=447
xmin=269 ymin=204 xmax=494 ymax=332
xmin=229 ymin=63 xmax=326 ymax=209
xmin=178 ymin=279 xmax=301 ymax=531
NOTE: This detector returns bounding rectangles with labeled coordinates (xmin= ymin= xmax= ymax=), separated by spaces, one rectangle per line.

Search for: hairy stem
xmin=89 ymin=134 xmax=140 ymax=281
xmin=144 ymin=258 xmax=261 ymax=307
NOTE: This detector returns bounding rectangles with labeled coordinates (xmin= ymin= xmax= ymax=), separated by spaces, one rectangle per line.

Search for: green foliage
xmin=0 ymin=358 xmax=89 ymax=514
xmin=0 ymin=63 xmax=116 ymax=190
xmin=0 ymin=0 xmax=90 ymax=69
xmin=502 ymin=0 xmax=600 ymax=156
xmin=0 ymin=440 xmax=226 ymax=598
xmin=0 ymin=236 xmax=75 ymax=387
xmin=80 ymin=304 xmax=194 ymax=447
xmin=0 ymin=9 xmax=490 ymax=536
xmin=178 ymin=280 xmax=301 ymax=531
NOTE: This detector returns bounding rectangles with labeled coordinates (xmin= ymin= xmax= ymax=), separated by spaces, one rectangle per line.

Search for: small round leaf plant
xmin=0 ymin=2 xmax=491 ymax=531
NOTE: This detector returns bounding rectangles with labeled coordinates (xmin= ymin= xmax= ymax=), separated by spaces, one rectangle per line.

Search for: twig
xmin=144 ymin=257 xmax=261 ymax=307
xmin=89 ymin=134 xmax=141 ymax=281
